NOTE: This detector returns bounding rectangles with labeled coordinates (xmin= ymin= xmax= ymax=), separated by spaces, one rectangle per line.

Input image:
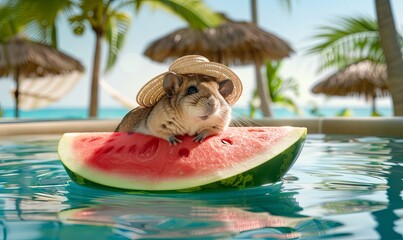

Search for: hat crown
xmin=170 ymin=55 xmax=209 ymax=71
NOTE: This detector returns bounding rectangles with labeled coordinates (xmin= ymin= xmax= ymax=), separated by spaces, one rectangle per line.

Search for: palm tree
xmin=375 ymin=0 xmax=403 ymax=116
xmin=309 ymin=13 xmax=403 ymax=116
xmin=69 ymin=0 xmax=132 ymax=117
xmin=10 ymin=0 xmax=221 ymax=117
xmin=308 ymin=15 xmax=403 ymax=115
xmin=249 ymin=60 xmax=300 ymax=118
xmin=250 ymin=0 xmax=272 ymax=117
xmin=250 ymin=0 xmax=293 ymax=117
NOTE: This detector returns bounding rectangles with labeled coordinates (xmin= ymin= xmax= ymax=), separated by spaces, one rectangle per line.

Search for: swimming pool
xmin=0 ymin=129 xmax=402 ymax=239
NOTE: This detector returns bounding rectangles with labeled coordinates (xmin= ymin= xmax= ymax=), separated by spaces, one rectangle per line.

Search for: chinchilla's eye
xmin=187 ymin=86 xmax=198 ymax=95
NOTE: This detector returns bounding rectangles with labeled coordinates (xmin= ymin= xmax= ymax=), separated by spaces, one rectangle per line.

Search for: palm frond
xmin=308 ymin=16 xmax=384 ymax=71
xmin=0 ymin=5 xmax=23 ymax=41
xmin=248 ymin=60 xmax=301 ymax=115
xmin=105 ymin=11 xmax=131 ymax=72
xmin=135 ymin=0 xmax=222 ymax=29
xmin=24 ymin=21 xmax=52 ymax=44
xmin=280 ymin=78 xmax=300 ymax=96
xmin=278 ymin=0 xmax=293 ymax=14
xmin=9 ymin=0 xmax=73 ymax=48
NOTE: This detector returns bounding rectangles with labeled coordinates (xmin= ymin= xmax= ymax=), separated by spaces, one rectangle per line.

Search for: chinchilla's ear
xmin=163 ymin=72 xmax=183 ymax=97
xmin=218 ymin=79 xmax=234 ymax=98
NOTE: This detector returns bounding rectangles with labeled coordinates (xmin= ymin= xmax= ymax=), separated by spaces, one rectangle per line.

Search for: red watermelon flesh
xmin=58 ymin=127 xmax=306 ymax=191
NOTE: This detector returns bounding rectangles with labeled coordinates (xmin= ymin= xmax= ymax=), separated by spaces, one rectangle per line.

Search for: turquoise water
xmin=0 ymin=134 xmax=402 ymax=239
xmin=0 ymin=106 xmax=394 ymax=119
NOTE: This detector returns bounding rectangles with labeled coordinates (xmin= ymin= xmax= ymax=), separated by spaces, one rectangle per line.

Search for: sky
xmin=1 ymin=0 xmax=403 ymax=110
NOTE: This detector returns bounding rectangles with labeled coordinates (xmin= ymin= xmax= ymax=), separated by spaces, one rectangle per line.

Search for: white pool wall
xmin=1 ymin=117 xmax=402 ymax=137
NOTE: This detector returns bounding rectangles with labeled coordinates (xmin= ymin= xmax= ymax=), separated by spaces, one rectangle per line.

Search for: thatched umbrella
xmin=0 ymin=36 xmax=84 ymax=118
xmin=144 ymin=21 xmax=293 ymax=65
xmin=311 ymin=61 xmax=389 ymax=115
xmin=144 ymin=19 xmax=293 ymax=117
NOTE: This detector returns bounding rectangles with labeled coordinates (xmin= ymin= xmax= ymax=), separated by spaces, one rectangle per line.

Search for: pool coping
xmin=1 ymin=117 xmax=402 ymax=137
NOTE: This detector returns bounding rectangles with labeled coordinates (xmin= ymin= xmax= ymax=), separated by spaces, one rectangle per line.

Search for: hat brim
xmin=136 ymin=55 xmax=243 ymax=107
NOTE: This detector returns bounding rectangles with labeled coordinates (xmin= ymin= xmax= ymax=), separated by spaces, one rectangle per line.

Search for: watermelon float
xmin=58 ymin=127 xmax=306 ymax=191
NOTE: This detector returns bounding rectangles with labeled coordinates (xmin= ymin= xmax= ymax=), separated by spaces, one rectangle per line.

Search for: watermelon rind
xmin=58 ymin=127 xmax=306 ymax=191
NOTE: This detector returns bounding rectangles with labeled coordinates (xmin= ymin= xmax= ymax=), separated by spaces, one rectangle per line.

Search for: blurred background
xmin=1 ymin=0 xmax=402 ymax=119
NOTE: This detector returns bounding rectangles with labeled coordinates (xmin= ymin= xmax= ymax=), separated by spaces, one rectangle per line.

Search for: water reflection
xmin=294 ymin=135 xmax=403 ymax=239
xmin=371 ymin=140 xmax=403 ymax=240
xmin=0 ymin=134 xmax=402 ymax=239
xmin=60 ymin=183 xmax=333 ymax=239
xmin=59 ymin=204 xmax=304 ymax=238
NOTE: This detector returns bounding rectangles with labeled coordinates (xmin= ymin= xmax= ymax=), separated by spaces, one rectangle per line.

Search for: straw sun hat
xmin=136 ymin=55 xmax=243 ymax=107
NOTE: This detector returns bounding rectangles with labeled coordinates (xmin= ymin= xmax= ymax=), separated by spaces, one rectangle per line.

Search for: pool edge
xmin=1 ymin=117 xmax=403 ymax=137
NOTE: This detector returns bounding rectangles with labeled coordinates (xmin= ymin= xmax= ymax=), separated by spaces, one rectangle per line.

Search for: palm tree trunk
xmin=251 ymin=0 xmax=273 ymax=117
xmin=14 ymin=68 xmax=20 ymax=118
xmin=255 ymin=64 xmax=273 ymax=117
xmin=375 ymin=0 xmax=403 ymax=116
xmin=372 ymin=95 xmax=377 ymax=116
xmin=89 ymin=31 xmax=102 ymax=117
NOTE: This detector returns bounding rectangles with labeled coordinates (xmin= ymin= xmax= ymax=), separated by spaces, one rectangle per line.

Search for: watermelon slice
xmin=58 ymin=127 xmax=306 ymax=191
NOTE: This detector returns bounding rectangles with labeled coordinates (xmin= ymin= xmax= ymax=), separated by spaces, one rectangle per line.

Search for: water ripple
xmin=0 ymin=134 xmax=402 ymax=239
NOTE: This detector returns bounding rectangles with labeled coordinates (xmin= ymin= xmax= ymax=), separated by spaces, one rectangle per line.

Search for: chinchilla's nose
xmin=206 ymin=96 xmax=218 ymax=110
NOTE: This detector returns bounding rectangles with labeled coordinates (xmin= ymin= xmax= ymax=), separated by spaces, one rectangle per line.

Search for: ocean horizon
xmin=0 ymin=105 xmax=393 ymax=120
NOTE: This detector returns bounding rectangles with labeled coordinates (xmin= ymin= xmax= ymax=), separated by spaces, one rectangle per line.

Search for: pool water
xmin=0 ymin=134 xmax=402 ymax=239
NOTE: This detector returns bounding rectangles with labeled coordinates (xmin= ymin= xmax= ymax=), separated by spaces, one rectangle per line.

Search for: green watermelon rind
xmin=60 ymin=128 xmax=306 ymax=192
